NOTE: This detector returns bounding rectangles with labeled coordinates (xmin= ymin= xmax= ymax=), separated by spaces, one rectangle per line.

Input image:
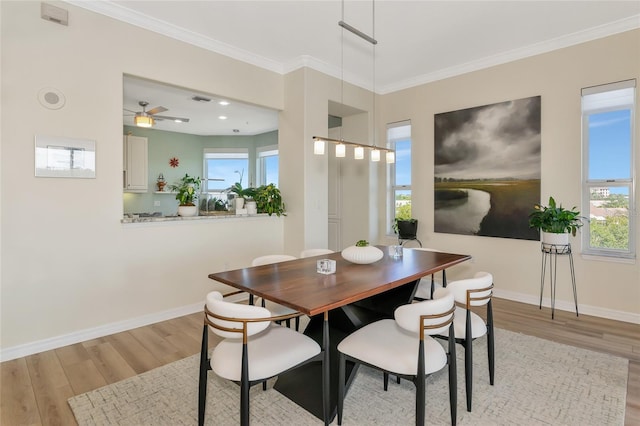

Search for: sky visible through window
xmin=395 ymin=139 xmax=411 ymax=185
xmin=206 ymin=158 xmax=248 ymax=190
xmin=588 ymin=109 xmax=631 ymax=194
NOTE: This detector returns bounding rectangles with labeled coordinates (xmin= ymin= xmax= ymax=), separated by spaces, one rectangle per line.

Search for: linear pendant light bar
xmin=338 ymin=20 xmax=378 ymax=45
xmin=312 ymin=136 xmax=394 ymax=153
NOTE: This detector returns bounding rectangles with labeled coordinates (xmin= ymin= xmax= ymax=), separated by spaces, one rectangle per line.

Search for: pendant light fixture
xmin=312 ymin=0 xmax=394 ymax=163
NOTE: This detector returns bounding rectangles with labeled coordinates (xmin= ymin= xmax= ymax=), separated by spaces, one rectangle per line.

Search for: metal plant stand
xmin=539 ymin=243 xmax=578 ymax=319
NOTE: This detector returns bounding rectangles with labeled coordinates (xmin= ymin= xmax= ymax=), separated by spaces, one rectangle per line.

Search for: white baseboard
xmin=0 ymin=302 xmax=203 ymax=362
xmin=493 ymin=288 xmax=640 ymax=324
xmin=1 ymin=292 xmax=251 ymax=362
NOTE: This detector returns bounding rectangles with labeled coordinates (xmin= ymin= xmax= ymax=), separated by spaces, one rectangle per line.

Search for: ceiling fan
xmin=124 ymin=101 xmax=190 ymax=128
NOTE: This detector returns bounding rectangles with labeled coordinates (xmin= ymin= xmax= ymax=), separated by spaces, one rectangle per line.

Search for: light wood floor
xmin=2 ymin=298 xmax=639 ymax=426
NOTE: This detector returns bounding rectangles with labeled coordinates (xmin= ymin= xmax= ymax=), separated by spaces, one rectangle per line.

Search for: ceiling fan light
xmin=134 ymin=115 xmax=154 ymax=128
xmin=354 ymin=146 xmax=364 ymax=160
xmin=371 ymin=149 xmax=380 ymax=162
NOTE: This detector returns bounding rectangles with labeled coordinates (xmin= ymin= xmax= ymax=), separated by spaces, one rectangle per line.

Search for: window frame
xmin=256 ymin=144 xmax=279 ymax=187
xmin=581 ymin=79 xmax=636 ymax=259
xmin=387 ymin=120 xmax=412 ymax=235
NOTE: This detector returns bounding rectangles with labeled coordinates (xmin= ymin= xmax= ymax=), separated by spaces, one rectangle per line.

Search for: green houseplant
xmin=253 ymin=184 xmax=286 ymax=216
xmin=169 ymin=174 xmax=201 ymax=216
xmin=529 ymin=196 xmax=584 ymax=244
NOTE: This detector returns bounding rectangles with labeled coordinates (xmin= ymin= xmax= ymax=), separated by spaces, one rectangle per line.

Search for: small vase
xmin=341 ymin=245 xmax=384 ymax=264
xmin=178 ymin=205 xmax=198 ymax=217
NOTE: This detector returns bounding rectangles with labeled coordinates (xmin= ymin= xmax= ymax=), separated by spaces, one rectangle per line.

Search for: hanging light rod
xmin=338 ymin=20 xmax=377 ymax=45
xmin=312 ymin=136 xmax=392 ymax=152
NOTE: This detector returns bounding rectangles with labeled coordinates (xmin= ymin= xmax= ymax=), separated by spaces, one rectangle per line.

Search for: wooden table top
xmin=208 ymin=247 xmax=471 ymax=317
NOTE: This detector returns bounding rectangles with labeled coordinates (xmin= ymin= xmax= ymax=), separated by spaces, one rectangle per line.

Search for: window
xmin=256 ymin=145 xmax=279 ymax=187
xmin=388 ymin=121 xmax=412 ymax=232
xmin=203 ymin=149 xmax=249 ymax=193
xmin=581 ymin=79 xmax=636 ymax=258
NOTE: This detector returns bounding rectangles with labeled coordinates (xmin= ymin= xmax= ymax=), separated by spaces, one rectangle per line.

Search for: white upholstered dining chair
xmin=198 ymin=291 xmax=327 ymax=426
xmin=337 ymin=289 xmax=457 ymax=426
xmin=434 ymin=271 xmax=494 ymax=412
xmin=300 ymin=248 xmax=335 ymax=258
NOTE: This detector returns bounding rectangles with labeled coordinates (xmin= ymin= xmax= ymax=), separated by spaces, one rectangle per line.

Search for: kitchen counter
xmin=121 ymin=212 xmax=270 ymax=224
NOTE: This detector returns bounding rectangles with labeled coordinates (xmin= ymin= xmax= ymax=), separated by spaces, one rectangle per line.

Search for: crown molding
xmin=66 ymin=1 xmax=638 ymax=95
xmin=65 ymin=0 xmax=285 ymax=74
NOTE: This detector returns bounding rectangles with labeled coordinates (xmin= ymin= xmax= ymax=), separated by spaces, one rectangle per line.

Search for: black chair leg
xmin=416 ymin=340 xmax=426 ymax=426
xmin=448 ymin=324 xmax=457 ymax=426
xmin=240 ymin=344 xmax=250 ymax=426
xmin=487 ymin=300 xmax=495 ymax=386
xmin=198 ymin=325 xmax=209 ymax=426
xmin=295 ymin=316 xmax=300 ymax=331
xmin=383 ymin=372 xmax=389 ymax=391
xmin=465 ymin=311 xmax=473 ymax=412
xmin=338 ymin=353 xmax=345 ymax=425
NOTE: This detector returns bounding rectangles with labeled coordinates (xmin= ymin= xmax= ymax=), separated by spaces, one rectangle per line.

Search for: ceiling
xmin=70 ymin=1 xmax=640 ymax=135
xmin=123 ymin=75 xmax=280 ymax=136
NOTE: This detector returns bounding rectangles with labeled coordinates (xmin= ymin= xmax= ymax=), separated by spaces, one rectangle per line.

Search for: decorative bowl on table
xmin=341 ymin=240 xmax=384 ymax=264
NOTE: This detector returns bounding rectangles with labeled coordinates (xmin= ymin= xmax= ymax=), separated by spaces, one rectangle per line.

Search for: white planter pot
xmin=341 ymin=245 xmax=384 ymax=264
xmin=541 ymin=231 xmax=569 ymax=246
xmin=235 ymin=197 xmax=245 ymax=209
xmin=177 ymin=205 xmax=198 ymax=217
xmin=246 ymin=201 xmax=257 ymax=215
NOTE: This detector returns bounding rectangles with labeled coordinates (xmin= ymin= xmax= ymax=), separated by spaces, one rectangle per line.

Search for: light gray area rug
xmin=69 ymin=328 xmax=627 ymax=425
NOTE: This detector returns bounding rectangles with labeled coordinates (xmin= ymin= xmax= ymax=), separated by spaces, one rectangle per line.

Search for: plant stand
xmin=539 ymin=243 xmax=578 ymax=319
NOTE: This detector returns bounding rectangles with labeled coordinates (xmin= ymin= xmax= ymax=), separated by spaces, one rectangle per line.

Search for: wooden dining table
xmin=208 ymin=246 xmax=471 ymax=422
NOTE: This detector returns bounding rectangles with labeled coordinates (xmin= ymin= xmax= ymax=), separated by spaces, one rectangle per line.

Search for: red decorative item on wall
xmin=169 ymin=157 xmax=179 ymax=168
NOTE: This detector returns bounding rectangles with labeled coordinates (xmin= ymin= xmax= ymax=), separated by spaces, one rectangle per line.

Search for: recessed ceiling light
xmin=218 ymin=115 xmax=227 ymax=120
xmin=219 ymin=100 xmax=230 ymax=106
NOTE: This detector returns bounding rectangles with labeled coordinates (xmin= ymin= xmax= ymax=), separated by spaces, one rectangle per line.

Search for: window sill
xmin=580 ymin=253 xmax=636 ymax=264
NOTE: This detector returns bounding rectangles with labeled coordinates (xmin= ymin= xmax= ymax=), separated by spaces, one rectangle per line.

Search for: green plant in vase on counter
xmin=169 ymin=173 xmax=201 ymax=206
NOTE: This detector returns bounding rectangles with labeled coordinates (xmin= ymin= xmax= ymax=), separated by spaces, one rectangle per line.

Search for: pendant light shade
xmin=336 ymin=143 xmax=346 ymax=157
xmin=386 ymin=151 xmax=395 ymax=163
xmin=134 ymin=115 xmax=154 ymax=128
xmin=314 ymin=139 xmax=326 ymax=155
xmin=371 ymin=149 xmax=380 ymax=162
xmin=354 ymin=146 xmax=364 ymax=160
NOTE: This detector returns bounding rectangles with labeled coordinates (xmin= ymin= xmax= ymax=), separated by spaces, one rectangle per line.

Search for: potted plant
xmin=529 ymin=196 xmax=584 ymax=245
xmin=393 ymin=217 xmax=418 ymax=240
xmin=253 ymin=184 xmax=286 ymax=216
xmin=169 ymin=173 xmax=201 ymax=217
xmin=341 ymin=240 xmax=384 ymax=264
xmin=227 ymin=182 xmax=255 ymax=210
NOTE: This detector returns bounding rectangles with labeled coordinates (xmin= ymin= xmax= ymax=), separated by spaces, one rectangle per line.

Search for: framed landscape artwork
xmin=434 ymin=96 xmax=541 ymax=240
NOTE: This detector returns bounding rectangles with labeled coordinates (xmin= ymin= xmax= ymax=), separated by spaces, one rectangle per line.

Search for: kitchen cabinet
xmin=123 ymin=135 xmax=148 ymax=192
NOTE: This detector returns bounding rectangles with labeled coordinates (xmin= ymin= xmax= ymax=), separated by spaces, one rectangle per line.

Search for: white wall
xmin=377 ymin=30 xmax=640 ymax=321
xmin=0 ymin=2 xmax=287 ymax=358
